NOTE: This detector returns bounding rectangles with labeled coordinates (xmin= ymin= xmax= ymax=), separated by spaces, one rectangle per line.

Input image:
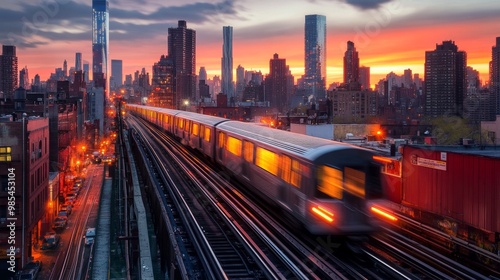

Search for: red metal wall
xmin=401 ymin=146 xmax=500 ymax=233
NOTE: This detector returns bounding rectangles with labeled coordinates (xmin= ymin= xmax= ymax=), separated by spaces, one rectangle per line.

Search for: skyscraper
xmin=265 ymin=53 xmax=290 ymax=113
xmin=199 ymin=67 xmax=207 ymax=81
xmin=92 ymin=0 xmax=109 ymax=88
xmin=75 ymin=52 xmax=82 ymax=71
xmin=168 ymin=20 xmax=196 ymax=108
xmin=63 ymin=59 xmax=68 ymax=78
xmin=425 ymin=40 xmax=467 ymax=118
xmin=151 ymin=55 xmax=174 ymax=107
xmin=0 ymin=45 xmax=18 ymax=99
xmin=19 ymin=66 xmax=29 ymax=90
xmin=491 ymin=37 xmax=500 ymax=114
xmin=111 ymin=59 xmax=123 ymax=89
xmin=359 ymin=66 xmax=370 ymax=90
xmin=91 ymin=0 xmax=109 ymax=135
xmin=343 ymin=41 xmax=359 ymax=89
xmin=303 ymin=14 xmax=326 ymax=100
xmin=222 ymin=26 xmax=234 ymax=103
xmin=235 ymin=65 xmax=245 ymax=101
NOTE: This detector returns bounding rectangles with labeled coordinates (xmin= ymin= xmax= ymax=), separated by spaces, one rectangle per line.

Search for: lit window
xmin=317 ymin=166 xmax=343 ymax=199
xmin=344 ymin=167 xmax=365 ymax=198
xmin=192 ymin=123 xmax=199 ymax=136
xmin=226 ymin=136 xmax=242 ymax=157
xmin=0 ymin=146 xmax=12 ymax=162
xmin=290 ymin=160 xmax=301 ymax=188
xmin=204 ymin=128 xmax=211 ymax=142
xmin=255 ymin=147 xmax=278 ymax=176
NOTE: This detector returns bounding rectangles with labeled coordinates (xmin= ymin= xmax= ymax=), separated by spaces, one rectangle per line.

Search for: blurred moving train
xmin=127 ymin=104 xmax=393 ymax=236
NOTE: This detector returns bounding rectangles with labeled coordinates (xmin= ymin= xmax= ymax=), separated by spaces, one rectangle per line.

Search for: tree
xmin=429 ymin=116 xmax=473 ymax=145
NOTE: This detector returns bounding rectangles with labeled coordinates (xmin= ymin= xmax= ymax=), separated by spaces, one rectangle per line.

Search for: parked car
xmin=67 ymin=192 xmax=77 ymax=200
xmin=57 ymin=210 xmax=69 ymax=217
xmin=52 ymin=216 xmax=68 ymax=231
xmin=18 ymin=260 xmax=42 ymax=279
xmin=41 ymin=232 xmax=60 ymax=250
xmin=60 ymin=204 xmax=72 ymax=215
xmin=84 ymin=227 xmax=96 ymax=246
xmin=71 ymin=186 xmax=80 ymax=194
xmin=64 ymin=197 xmax=75 ymax=206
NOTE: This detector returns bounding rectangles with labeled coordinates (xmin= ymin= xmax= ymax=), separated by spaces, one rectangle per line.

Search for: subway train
xmin=126 ymin=104 xmax=393 ymax=235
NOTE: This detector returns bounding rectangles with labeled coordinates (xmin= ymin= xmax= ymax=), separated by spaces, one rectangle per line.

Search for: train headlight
xmin=370 ymin=206 xmax=397 ymax=221
xmin=311 ymin=206 xmax=334 ymax=223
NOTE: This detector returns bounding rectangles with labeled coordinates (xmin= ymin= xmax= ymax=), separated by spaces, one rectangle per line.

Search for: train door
xmin=199 ymin=124 xmax=204 ymax=149
xmin=280 ymin=155 xmax=305 ymax=213
xmin=217 ymin=132 xmax=225 ymax=162
xmin=242 ymin=140 xmax=254 ymax=179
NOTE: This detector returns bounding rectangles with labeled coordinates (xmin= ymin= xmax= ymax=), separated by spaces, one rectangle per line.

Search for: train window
xmin=178 ymin=118 xmax=184 ymax=129
xmin=316 ymin=165 xmax=343 ymax=199
xmin=200 ymin=125 xmax=204 ymax=138
xmin=218 ymin=132 xmax=225 ymax=148
xmin=204 ymin=128 xmax=211 ymax=142
xmin=344 ymin=167 xmax=366 ymax=198
xmin=280 ymin=155 xmax=291 ymax=182
xmin=185 ymin=120 xmax=190 ymax=132
xmin=290 ymin=160 xmax=301 ymax=188
xmin=192 ymin=123 xmax=199 ymax=136
xmin=243 ymin=141 xmax=254 ymax=162
xmin=164 ymin=115 xmax=169 ymax=123
xmin=226 ymin=136 xmax=242 ymax=157
xmin=255 ymin=147 xmax=278 ymax=176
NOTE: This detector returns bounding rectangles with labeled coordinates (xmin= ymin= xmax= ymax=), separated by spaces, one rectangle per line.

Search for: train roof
xmin=217 ymin=121 xmax=368 ymax=160
xmin=176 ymin=111 xmax=230 ymax=126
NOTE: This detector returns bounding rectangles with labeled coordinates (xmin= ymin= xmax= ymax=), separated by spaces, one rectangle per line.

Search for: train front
xmin=306 ymin=146 xmax=395 ymax=236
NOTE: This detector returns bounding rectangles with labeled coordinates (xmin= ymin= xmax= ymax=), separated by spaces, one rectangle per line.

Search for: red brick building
xmin=0 ymin=116 xmax=49 ymax=271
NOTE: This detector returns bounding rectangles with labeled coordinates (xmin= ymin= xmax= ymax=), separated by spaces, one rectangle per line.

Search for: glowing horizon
xmin=3 ymin=0 xmax=499 ymax=89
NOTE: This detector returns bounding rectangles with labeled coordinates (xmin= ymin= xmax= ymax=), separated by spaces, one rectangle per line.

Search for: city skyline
xmin=1 ymin=0 xmax=500 ymax=87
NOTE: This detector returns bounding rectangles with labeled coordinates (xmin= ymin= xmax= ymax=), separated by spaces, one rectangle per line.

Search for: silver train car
xmin=127 ymin=104 xmax=391 ymax=235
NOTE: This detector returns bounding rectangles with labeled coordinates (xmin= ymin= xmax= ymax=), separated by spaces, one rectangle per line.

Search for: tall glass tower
xmin=92 ymin=0 xmax=108 ymax=136
xmin=92 ymin=0 xmax=109 ymax=89
xmin=222 ymin=26 xmax=233 ymax=104
xmin=304 ymin=14 xmax=326 ymax=100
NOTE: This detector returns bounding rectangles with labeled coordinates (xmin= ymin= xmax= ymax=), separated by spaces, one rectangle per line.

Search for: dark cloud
xmin=342 ymin=0 xmax=393 ymax=10
xmin=0 ymin=0 xmax=240 ymax=48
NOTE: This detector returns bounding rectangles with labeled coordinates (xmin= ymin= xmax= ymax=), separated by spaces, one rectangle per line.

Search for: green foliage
xmin=430 ymin=116 xmax=473 ymax=145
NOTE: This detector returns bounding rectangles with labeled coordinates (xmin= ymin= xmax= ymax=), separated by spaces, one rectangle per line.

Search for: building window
xmin=0 ymin=146 xmax=12 ymax=162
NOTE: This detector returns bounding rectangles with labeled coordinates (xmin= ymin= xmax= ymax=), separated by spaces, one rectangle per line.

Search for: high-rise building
xmin=75 ymin=52 xmax=82 ymax=71
xmin=425 ymin=40 xmax=467 ymax=118
xmin=63 ymin=59 xmax=68 ymax=78
xmin=222 ymin=26 xmax=234 ymax=103
xmin=491 ymin=37 xmax=500 ymax=114
xmin=92 ymin=0 xmax=109 ymax=88
xmin=111 ymin=59 xmax=123 ymax=90
xmin=403 ymin=68 xmax=413 ymax=88
xmin=168 ymin=20 xmax=196 ymax=107
xmin=0 ymin=45 xmax=18 ymax=99
xmin=83 ymin=61 xmax=90 ymax=83
xmin=235 ymin=65 xmax=245 ymax=101
xmin=265 ymin=53 xmax=290 ymax=112
xmin=91 ymin=0 xmax=109 ymax=135
xmin=359 ymin=66 xmax=370 ymax=90
xmin=19 ymin=66 xmax=30 ymax=90
xmin=343 ymin=41 xmax=359 ymax=87
xmin=151 ymin=55 xmax=174 ymax=108
xmin=303 ymin=14 xmax=326 ymax=100
xmin=199 ymin=67 xmax=207 ymax=81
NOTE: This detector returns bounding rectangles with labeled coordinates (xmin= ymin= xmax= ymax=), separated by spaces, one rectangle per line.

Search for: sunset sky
xmin=1 ymin=0 xmax=500 ymax=88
